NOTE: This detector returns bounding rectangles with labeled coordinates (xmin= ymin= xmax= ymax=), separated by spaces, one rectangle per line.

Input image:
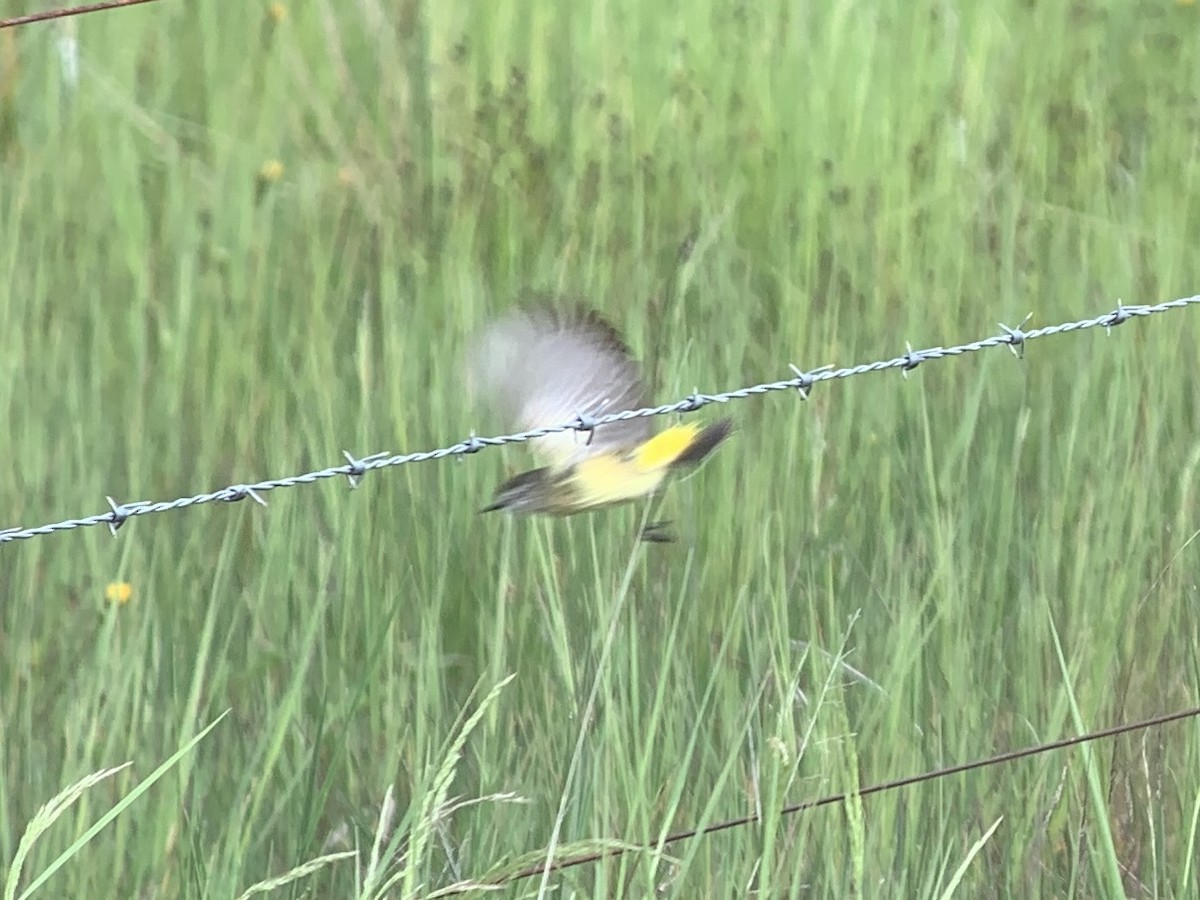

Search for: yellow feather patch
xmin=631 ymin=424 xmax=702 ymax=472
xmin=571 ymin=454 xmax=663 ymax=508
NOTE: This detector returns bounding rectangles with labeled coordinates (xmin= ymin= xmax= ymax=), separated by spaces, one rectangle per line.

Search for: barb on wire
xmin=442 ymin=704 xmax=1200 ymax=893
xmin=0 ymin=0 xmax=162 ymax=30
xmin=2 ymin=295 xmax=1199 ymax=546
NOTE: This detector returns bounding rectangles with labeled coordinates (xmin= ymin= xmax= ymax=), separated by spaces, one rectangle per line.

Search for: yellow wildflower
xmin=259 ymin=159 xmax=284 ymax=182
xmin=104 ymin=582 xmax=133 ymax=605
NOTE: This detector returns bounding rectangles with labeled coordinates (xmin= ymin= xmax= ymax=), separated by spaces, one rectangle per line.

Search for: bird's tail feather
xmin=669 ymin=418 xmax=733 ymax=469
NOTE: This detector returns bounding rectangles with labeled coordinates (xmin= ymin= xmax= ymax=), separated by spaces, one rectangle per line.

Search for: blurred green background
xmin=2 ymin=0 xmax=1200 ymax=896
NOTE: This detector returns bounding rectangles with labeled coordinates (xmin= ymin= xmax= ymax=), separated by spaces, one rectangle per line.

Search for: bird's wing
xmin=467 ymin=305 xmax=652 ymax=469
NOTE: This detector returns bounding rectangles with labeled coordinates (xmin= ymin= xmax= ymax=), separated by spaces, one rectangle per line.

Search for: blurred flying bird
xmin=467 ymin=304 xmax=731 ymax=540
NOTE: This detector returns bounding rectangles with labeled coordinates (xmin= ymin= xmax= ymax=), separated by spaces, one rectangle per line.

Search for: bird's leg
xmin=640 ymin=520 xmax=676 ymax=543
xmin=638 ymin=492 xmax=675 ymax=543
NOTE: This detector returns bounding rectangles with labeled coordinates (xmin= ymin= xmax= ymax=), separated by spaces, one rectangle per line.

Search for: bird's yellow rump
xmin=467 ymin=305 xmax=731 ymax=530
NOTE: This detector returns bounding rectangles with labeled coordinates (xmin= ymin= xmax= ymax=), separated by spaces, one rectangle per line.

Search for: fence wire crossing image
xmin=3 ymin=294 xmax=1198 ymax=547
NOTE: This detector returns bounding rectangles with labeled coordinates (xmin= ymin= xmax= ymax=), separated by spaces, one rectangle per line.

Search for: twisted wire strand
xmin=3 ymin=296 xmax=1197 ymax=546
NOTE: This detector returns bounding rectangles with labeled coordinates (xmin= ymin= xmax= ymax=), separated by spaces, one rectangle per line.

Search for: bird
xmin=467 ymin=303 xmax=731 ymax=540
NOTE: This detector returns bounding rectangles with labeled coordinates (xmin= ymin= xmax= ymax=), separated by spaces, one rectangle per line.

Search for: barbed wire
xmin=3 ymin=294 xmax=1198 ymax=547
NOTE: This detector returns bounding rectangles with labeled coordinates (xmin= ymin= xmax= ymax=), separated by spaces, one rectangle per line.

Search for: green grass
xmin=2 ymin=0 xmax=1200 ymax=896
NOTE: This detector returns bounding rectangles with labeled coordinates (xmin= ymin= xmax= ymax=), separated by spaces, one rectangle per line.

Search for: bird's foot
xmin=640 ymin=520 xmax=675 ymax=543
